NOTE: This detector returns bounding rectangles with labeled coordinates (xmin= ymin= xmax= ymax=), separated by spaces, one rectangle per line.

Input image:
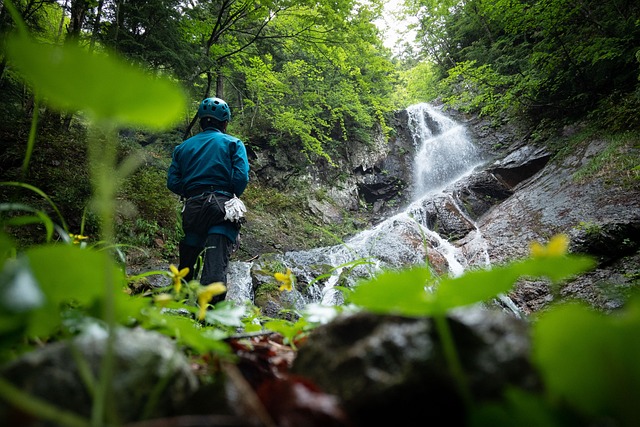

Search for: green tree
xmin=231 ymin=1 xmax=399 ymax=163
xmin=407 ymin=0 xmax=640 ymax=124
xmin=96 ymin=0 xmax=197 ymax=79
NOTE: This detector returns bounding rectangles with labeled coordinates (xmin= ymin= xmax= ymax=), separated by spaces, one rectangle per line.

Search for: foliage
xmin=0 ymin=0 xmax=398 ymax=267
xmin=96 ymin=0 xmax=198 ymax=80
xmin=392 ymin=60 xmax=440 ymax=105
xmin=531 ymin=300 xmax=640 ymax=427
xmin=438 ymin=60 xmax=514 ymax=119
xmin=234 ymin=8 xmax=399 ymax=163
xmin=408 ymin=0 xmax=640 ymax=126
xmin=5 ymin=36 xmax=186 ymax=129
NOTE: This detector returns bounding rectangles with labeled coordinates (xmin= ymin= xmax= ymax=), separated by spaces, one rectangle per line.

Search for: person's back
xmin=167 ymin=97 xmax=250 ymax=303
xmin=167 ymin=131 xmax=248 ymax=199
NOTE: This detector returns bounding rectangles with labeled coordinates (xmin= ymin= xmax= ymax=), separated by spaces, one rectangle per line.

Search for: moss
xmin=572 ymin=131 xmax=640 ymax=189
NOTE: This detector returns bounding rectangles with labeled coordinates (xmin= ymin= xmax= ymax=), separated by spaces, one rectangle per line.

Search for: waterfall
xmin=229 ymin=103 xmax=520 ymax=316
xmin=408 ymin=103 xmax=481 ymax=197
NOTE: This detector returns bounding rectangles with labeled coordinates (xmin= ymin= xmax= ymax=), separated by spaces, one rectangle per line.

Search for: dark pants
xmin=178 ymin=234 xmax=232 ymax=304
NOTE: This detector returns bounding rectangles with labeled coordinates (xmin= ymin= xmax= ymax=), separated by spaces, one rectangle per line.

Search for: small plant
xmin=572 ymin=131 xmax=640 ymax=188
xmin=574 ymin=220 xmax=602 ymax=236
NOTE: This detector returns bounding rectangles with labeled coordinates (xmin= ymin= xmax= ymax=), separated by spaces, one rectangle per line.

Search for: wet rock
xmin=487 ymin=145 xmax=551 ymax=188
xmin=356 ymin=173 xmax=405 ymax=204
xmin=409 ymin=194 xmax=476 ymax=240
xmin=447 ymin=171 xmax=514 ymax=220
xmin=463 ymin=137 xmax=640 ymax=313
xmin=569 ymin=220 xmax=640 ymax=265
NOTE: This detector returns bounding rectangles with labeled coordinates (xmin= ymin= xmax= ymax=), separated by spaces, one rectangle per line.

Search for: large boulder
xmin=290 ymin=306 xmax=539 ymax=427
xmin=1 ymin=326 xmax=199 ymax=425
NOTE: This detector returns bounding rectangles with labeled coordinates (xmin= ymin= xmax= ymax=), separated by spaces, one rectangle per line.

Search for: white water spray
xmin=408 ymin=104 xmax=482 ymax=197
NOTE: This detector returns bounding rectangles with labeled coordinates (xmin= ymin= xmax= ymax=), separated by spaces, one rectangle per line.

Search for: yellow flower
xmin=168 ymin=264 xmax=189 ymax=294
xmin=197 ymin=282 xmax=227 ymax=320
xmin=69 ymin=233 xmax=88 ymax=245
xmin=274 ymin=268 xmax=294 ymax=292
xmin=153 ymin=293 xmax=173 ymax=308
xmin=530 ymin=234 xmax=570 ymax=258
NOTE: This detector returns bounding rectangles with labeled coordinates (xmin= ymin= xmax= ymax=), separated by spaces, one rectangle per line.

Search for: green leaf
xmin=350 ymin=255 xmax=596 ymax=317
xmin=143 ymin=308 xmax=231 ymax=355
xmin=24 ymin=244 xmax=126 ymax=337
xmin=264 ymin=317 xmax=309 ymax=348
xmin=532 ymin=298 xmax=640 ymax=425
xmin=5 ymin=35 xmax=186 ymax=129
xmin=433 ymin=255 xmax=595 ymax=314
xmin=0 ymin=231 xmax=14 ymax=267
xmin=349 ymin=266 xmax=435 ymax=316
xmin=470 ymin=387 xmax=568 ymax=427
xmin=513 ymin=256 xmax=597 ymax=283
xmin=432 ymin=266 xmax=520 ymax=314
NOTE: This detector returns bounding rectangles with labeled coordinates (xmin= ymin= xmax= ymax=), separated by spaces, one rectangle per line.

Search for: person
xmin=167 ymin=97 xmax=250 ymax=304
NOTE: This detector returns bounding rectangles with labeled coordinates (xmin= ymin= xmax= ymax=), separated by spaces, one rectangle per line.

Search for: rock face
xmin=246 ymin=111 xmax=416 ymax=226
xmin=459 ymin=135 xmax=640 ymax=314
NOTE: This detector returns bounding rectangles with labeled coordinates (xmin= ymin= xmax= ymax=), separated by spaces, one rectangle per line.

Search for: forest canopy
xmin=1 ymin=0 xmax=639 ymax=154
xmin=403 ymin=0 xmax=640 ymax=129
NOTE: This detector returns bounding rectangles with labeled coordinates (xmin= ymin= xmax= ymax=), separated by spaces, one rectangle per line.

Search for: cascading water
xmin=230 ymin=103 xmax=520 ymax=316
xmin=408 ymin=103 xmax=482 ymax=197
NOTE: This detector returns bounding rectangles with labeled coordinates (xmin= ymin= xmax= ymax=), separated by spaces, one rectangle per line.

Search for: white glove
xmin=224 ymin=195 xmax=246 ymax=222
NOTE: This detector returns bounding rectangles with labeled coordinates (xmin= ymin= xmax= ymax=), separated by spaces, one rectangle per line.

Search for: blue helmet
xmin=197 ymin=97 xmax=231 ymax=121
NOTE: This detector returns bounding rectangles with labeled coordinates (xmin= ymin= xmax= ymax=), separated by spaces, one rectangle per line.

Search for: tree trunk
xmin=216 ymin=71 xmax=224 ymax=98
xmin=56 ymin=0 xmax=68 ymax=42
xmin=89 ymin=0 xmax=105 ymax=51
xmin=183 ymin=73 xmax=214 ymax=139
xmin=67 ymin=0 xmax=89 ymax=40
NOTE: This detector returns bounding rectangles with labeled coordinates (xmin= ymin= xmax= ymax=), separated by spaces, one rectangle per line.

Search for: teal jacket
xmin=167 ymin=128 xmax=249 ymax=243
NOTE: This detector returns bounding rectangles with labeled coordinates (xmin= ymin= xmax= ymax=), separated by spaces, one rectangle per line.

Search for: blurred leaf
xmin=142 ymin=307 xmax=231 ymax=355
xmin=350 ymin=255 xmax=596 ymax=316
xmin=5 ymin=35 xmax=186 ymax=129
xmin=243 ymin=322 xmax=263 ymax=333
xmin=349 ymin=266 xmax=434 ymax=316
xmin=24 ymin=244 xmax=126 ymax=337
xmin=470 ymin=387 xmax=569 ymax=427
xmin=533 ymin=297 xmax=640 ymax=425
xmin=432 ymin=266 xmax=520 ymax=314
xmin=264 ymin=318 xmax=308 ymax=348
xmin=0 ymin=231 xmax=15 ymax=266
xmin=204 ymin=301 xmax=246 ymax=327
xmin=514 ymin=255 xmax=596 ymax=283
xmin=112 ymin=293 xmax=150 ymax=325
